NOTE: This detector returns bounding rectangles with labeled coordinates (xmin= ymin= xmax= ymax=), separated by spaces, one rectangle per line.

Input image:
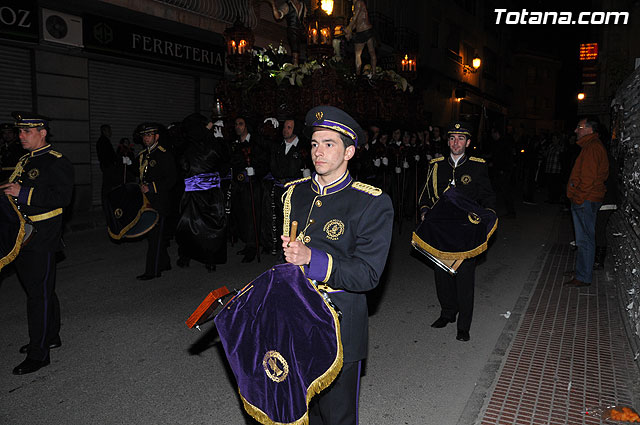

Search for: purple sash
xmin=184 ymin=173 xmax=221 ymax=192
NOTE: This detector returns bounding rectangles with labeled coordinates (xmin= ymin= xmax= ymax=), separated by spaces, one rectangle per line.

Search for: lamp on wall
xmin=463 ymin=52 xmax=482 ymax=74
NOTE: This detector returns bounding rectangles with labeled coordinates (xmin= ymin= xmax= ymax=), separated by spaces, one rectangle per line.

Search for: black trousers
xmin=144 ymin=216 xmax=170 ymax=276
xmin=309 ymin=360 xmax=361 ymax=425
xmin=433 ymin=257 xmax=477 ymax=332
xmin=230 ymin=180 xmax=261 ymax=249
xmin=15 ymin=250 xmax=60 ymax=361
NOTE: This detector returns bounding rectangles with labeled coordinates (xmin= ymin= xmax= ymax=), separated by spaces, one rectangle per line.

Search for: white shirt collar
xmin=285 ymin=136 xmax=299 ymax=146
xmin=450 ymin=153 xmax=462 ymax=167
xmin=284 ymin=136 xmax=299 ymax=154
xmin=314 ymin=170 xmax=346 ymax=192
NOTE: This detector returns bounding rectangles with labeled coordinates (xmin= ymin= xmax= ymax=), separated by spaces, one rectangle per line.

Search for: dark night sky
xmin=495 ymin=0 xmax=601 ymax=126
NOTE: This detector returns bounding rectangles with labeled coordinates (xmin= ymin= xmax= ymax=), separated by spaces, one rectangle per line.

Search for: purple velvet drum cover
xmin=413 ymin=186 xmax=498 ymax=260
xmin=214 ymin=263 xmax=343 ymax=425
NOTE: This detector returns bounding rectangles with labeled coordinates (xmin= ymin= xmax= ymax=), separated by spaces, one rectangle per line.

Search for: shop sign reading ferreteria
xmin=84 ymin=14 xmax=225 ymax=75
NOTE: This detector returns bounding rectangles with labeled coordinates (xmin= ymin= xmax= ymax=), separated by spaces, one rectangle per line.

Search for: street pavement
xmin=1 ymin=203 xmax=562 ymax=424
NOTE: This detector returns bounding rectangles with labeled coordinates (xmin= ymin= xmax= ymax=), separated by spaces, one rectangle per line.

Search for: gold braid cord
xmin=139 ymin=154 xmax=148 ymax=180
xmin=432 ymin=162 xmax=439 ymax=199
xmin=282 ymin=185 xmax=295 ymax=237
xmin=9 ymin=155 xmax=28 ymax=183
xmin=0 ymin=195 xmax=26 ymax=271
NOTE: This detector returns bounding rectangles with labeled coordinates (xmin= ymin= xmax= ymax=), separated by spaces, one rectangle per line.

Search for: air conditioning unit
xmin=41 ymin=9 xmax=83 ymax=47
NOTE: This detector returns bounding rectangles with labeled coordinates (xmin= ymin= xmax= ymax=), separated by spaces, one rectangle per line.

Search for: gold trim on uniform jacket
xmin=28 ymin=208 xmax=63 ymax=222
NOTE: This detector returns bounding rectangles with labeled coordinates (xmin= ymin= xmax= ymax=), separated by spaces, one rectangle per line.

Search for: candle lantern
xmin=399 ymin=53 xmax=417 ymax=78
xmin=306 ymin=0 xmax=337 ymax=60
xmin=224 ymin=18 xmax=255 ymax=74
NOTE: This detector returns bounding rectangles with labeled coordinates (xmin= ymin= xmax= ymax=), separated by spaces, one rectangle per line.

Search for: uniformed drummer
xmin=0 ymin=112 xmax=74 ymax=375
xmin=281 ymin=106 xmax=394 ymax=424
xmin=136 ymin=123 xmax=177 ymax=280
xmin=418 ymin=121 xmax=496 ymax=342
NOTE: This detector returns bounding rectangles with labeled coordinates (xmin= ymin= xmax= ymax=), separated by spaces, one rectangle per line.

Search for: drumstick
xmin=290 ymin=221 xmax=298 ymax=242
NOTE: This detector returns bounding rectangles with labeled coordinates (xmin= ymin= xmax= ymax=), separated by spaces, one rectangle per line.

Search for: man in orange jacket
xmin=564 ymin=117 xmax=609 ymax=287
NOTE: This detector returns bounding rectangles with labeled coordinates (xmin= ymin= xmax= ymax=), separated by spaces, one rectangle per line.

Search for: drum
xmin=105 ymin=183 xmax=159 ymax=240
xmin=0 ymin=194 xmax=32 ymax=271
xmin=214 ymin=263 xmax=342 ymax=425
xmin=412 ymin=186 xmax=498 ymax=275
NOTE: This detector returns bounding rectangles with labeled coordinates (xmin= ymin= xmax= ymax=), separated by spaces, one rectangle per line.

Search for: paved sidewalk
xmin=476 ymin=227 xmax=640 ymax=423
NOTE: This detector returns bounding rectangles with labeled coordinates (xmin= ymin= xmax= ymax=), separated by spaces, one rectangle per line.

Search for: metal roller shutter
xmin=88 ymin=60 xmax=196 ymax=205
xmin=0 ymin=45 xmax=33 ymax=123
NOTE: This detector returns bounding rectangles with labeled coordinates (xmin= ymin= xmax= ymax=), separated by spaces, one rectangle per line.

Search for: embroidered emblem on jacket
xmin=324 ymin=219 xmax=345 ymax=240
xmin=461 ymin=174 xmax=472 ymax=185
xmin=149 ymin=160 xmax=157 ymax=167
xmin=28 ymin=168 xmax=39 ymax=180
xmin=114 ymin=208 xmax=123 ymax=218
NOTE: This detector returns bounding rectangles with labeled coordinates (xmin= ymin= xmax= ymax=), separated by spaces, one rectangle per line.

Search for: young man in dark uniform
xmin=136 ymin=124 xmax=177 ymax=280
xmin=1 ymin=112 xmax=74 ymax=375
xmin=418 ymin=122 xmax=496 ymax=342
xmin=281 ymin=106 xmax=394 ymax=424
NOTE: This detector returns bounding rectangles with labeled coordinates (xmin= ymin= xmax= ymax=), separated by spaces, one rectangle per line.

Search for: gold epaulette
xmin=48 ymin=150 xmax=62 ymax=158
xmin=429 ymin=157 xmax=445 ymax=164
xmin=137 ymin=150 xmax=145 ymax=157
xmin=469 ymin=156 xmax=486 ymax=163
xmin=158 ymin=145 xmax=167 ymax=152
xmin=351 ymin=181 xmax=382 ymax=196
xmin=284 ymin=176 xmax=311 ymax=188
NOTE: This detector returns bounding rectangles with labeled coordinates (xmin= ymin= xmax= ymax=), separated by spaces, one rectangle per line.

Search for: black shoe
xmin=12 ymin=356 xmax=50 ymax=375
xmin=19 ymin=338 xmax=62 ymax=354
xmin=205 ymin=264 xmax=216 ymax=272
xmin=136 ymin=273 xmax=157 ymax=281
xmin=160 ymin=265 xmax=171 ymax=272
xmin=431 ymin=317 xmax=454 ymax=328
xmin=177 ymin=258 xmax=190 ymax=268
xmin=236 ymin=247 xmax=248 ymax=255
xmin=456 ymin=330 xmax=470 ymax=341
xmin=563 ymin=278 xmax=591 ymax=287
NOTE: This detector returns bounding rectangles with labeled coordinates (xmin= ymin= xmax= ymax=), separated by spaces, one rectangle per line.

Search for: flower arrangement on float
xmin=246 ymin=42 xmax=413 ymax=93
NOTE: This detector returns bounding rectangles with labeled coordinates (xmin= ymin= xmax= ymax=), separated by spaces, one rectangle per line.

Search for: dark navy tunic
xmin=283 ymin=171 xmax=393 ymax=362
